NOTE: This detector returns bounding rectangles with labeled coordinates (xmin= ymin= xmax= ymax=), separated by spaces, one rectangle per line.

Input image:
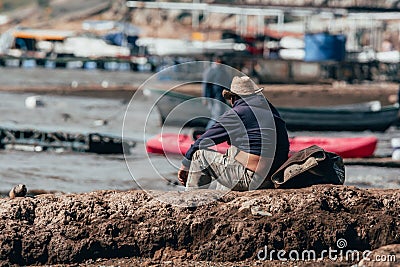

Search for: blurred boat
xmin=0 ymin=27 xmax=74 ymax=57
xmin=146 ymin=133 xmax=229 ymax=156
xmin=135 ymin=37 xmax=246 ymax=56
xmin=376 ymin=51 xmax=400 ymax=63
xmin=288 ymin=136 xmax=377 ymax=158
xmin=0 ymin=27 xmax=130 ymax=59
xmin=145 ymin=89 xmax=399 ymax=132
xmin=54 ymin=36 xmax=130 ymax=58
xmin=146 ymin=133 xmax=377 ymax=158
xmin=145 ymin=88 xmax=210 ymax=127
xmin=279 ymin=37 xmax=305 ymax=60
xmin=278 ymin=103 xmax=399 ymax=132
xmin=279 ymin=36 xmax=305 ymax=49
xmin=279 ymin=49 xmax=305 ymax=60
xmin=0 ymin=127 xmax=135 ymax=154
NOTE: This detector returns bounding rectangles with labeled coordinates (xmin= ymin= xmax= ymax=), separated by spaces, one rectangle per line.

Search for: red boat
xmin=288 ymin=136 xmax=377 ymax=158
xmin=146 ymin=133 xmax=377 ymax=158
xmin=146 ymin=133 xmax=229 ymax=156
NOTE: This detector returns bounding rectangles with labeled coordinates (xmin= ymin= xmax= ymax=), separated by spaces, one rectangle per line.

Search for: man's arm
xmin=181 ymin=110 xmax=240 ymax=168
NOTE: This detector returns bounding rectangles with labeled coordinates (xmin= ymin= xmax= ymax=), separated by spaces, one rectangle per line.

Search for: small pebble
xmin=9 ymin=184 xmax=27 ymax=199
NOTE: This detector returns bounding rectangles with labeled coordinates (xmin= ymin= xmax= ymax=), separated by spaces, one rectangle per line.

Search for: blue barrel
xmin=104 ymin=61 xmax=119 ymax=71
xmin=84 ymin=61 xmax=97 ymax=70
xmin=45 ymin=60 xmax=56 ymax=69
xmin=304 ymin=33 xmax=346 ymax=62
xmin=22 ymin=59 xmax=37 ymax=68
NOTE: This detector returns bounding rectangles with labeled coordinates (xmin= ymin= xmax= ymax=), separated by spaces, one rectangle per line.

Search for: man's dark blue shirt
xmin=182 ymin=94 xmax=289 ymax=177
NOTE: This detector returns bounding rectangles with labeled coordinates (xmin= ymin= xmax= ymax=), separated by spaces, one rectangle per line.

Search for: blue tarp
xmin=104 ymin=32 xmax=138 ymax=48
xmin=304 ymin=33 xmax=346 ymax=62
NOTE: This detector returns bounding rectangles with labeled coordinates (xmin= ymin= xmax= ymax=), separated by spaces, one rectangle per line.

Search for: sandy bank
xmin=0 ymin=68 xmax=398 ymax=105
xmin=0 ymin=185 xmax=399 ymax=266
xmin=165 ymin=81 xmax=400 ymax=107
xmin=1 ymin=81 xmax=399 ymax=107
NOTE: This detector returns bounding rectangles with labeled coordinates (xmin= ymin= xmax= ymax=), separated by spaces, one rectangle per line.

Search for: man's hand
xmin=178 ymin=164 xmax=189 ymax=186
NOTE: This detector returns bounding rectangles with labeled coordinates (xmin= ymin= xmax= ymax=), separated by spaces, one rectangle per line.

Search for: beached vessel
xmin=146 ymin=133 xmax=377 ymax=158
xmin=145 ymin=89 xmax=399 ymax=132
xmin=0 ymin=27 xmax=130 ymax=59
xmin=0 ymin=127 xmax=135 ymax=154
xmin=278 ymin=104 xmax=398 ymax=132
xmin=146 ymin=133 xmax=229 ymax=156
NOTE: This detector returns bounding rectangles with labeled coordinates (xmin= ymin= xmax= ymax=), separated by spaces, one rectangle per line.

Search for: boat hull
xmin=146 ymin=89 xmax=399 ymax=132
xmin=288 ymin=136 xmax=377 ymax=158
xmin=146 ymin=133 xmax=377 ymax=158
xmin=279 ymin=106 xmax=399 ymax=132
xmin=0 ymin=127 xmax=135 ymax=154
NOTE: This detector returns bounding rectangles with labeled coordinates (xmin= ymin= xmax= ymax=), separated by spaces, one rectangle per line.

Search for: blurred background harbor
xmin=0 ymin=0 xmax=399 ymax=194
xmin=1 ymin=0 xmax=400 ymax=82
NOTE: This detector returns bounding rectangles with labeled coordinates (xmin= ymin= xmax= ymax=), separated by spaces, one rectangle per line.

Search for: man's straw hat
xmin=223 ymin=76 xmax=263 ymax=99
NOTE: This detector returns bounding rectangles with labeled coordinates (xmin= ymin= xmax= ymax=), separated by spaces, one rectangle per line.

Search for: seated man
xmin=178 ymin=76 xmax=289 ymax=191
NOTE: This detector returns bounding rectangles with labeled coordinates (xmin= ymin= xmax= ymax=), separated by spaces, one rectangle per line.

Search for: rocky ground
xmin=0 ymin=185 xmax=399 ymax=266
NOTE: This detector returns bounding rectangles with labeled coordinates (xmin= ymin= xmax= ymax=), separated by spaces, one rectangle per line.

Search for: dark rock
xmin=8 ymin=184 xmax=27 ymax=199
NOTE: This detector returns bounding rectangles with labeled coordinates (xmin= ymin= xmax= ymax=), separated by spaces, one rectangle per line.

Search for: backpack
xmin=271 ymin=145 xmax=345 ymax=189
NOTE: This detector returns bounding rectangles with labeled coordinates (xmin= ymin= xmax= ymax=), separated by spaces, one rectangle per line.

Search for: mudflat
xmin=0 ymin=68 xmax=398 ymax=107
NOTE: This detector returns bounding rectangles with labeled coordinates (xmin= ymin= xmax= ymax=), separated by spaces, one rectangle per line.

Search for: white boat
xmin=53 ymin=36 xmax=130 ymax=58
xmin=279 ymin=36 xmax=305 ymax=49
xmin=376 ymin=50 xmax=400 ymax=63
xmin=279 ymin=49 xmax=305 ymax=60
xmin=0 ymin=27 xmax=74 ymax=55
xmin=0 ymin=15 xmax=9 ymax=26
xmin=135 ymin=37 xmax=246 ymax=56
xmin=0 ymin=27 xmax=130 ymax=58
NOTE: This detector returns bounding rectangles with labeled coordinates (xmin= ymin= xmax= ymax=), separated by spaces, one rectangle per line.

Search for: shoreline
xmin=0 ymin=84 xmax=139 ymax=99
xmin=0 ymin=81 xmax=398 ymax=107
xmin=0 ymin=67 xmax=398 ymax=106
xmin=0 ymin=155 xmax=399 ymax=199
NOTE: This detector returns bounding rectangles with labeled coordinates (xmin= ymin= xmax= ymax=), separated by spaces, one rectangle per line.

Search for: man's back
xmin=221 ymin=95 xmax=289 ymax=178
xmin=185 ymin=94 xmax=289 ymax=180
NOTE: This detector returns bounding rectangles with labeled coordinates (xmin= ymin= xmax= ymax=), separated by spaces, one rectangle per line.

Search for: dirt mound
xmin=0 ymin=185 xmax=399 ymax=265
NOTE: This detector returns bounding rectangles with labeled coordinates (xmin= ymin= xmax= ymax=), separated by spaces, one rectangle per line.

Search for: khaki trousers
xmin=186 ymin=146 xmax=261 ymax=191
